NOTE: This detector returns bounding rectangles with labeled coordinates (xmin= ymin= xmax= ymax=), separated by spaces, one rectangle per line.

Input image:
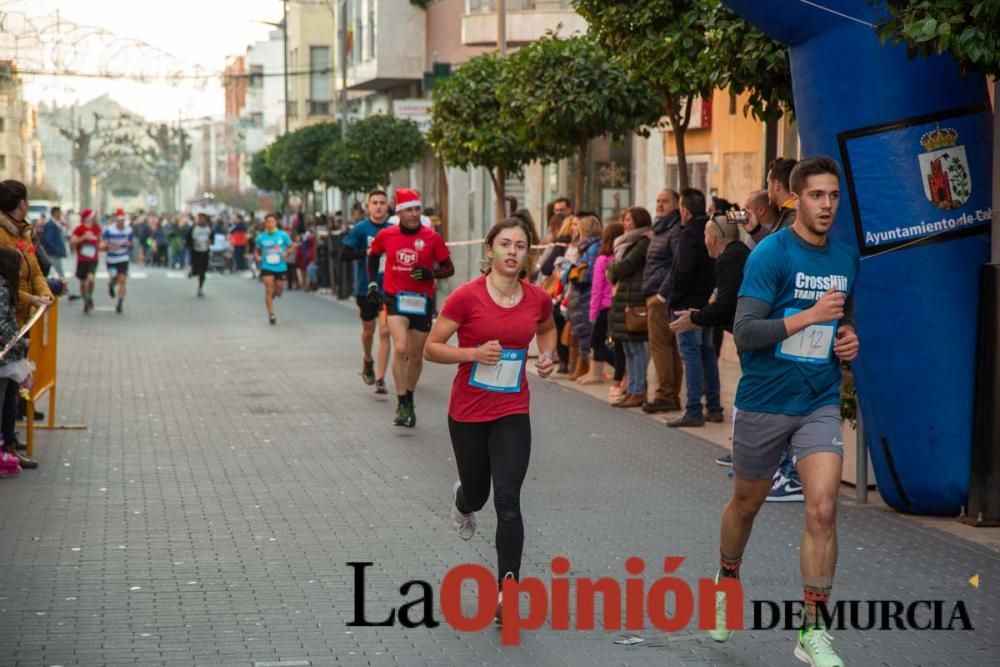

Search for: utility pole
xmin=282 ymin=0 xmax=289 ymax=135
xmin=498 ymin=0 xmax=507 ymax=57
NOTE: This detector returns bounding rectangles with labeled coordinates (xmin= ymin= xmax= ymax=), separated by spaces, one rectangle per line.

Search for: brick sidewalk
xmin=0 ymin=269 xmax=995 ymax=666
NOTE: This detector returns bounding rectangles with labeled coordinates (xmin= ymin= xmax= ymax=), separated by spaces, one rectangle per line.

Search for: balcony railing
xmin=466 ymin=1 xmax=572 ymax=12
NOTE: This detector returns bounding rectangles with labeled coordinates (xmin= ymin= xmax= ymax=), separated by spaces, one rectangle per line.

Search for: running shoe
xmin=707 ymin=572 xmax=734 ymax=642
xmin=115 ymin=301 xmax=123 ymax=314
xmin=794 ymin=626 xmax=844 ymax=667
xmin=373 ymin=379 xmax=387 ymax=395
xmin=361 ymin=359 xmax=375 ymax=385
xmin=269 ymin=313 xmax=277 ymax=325
xmin=766 ymin=474 xmax=804 ymax=502
xmin=393 ymin=404 xmax=407 ymax=426
xmin=496 ymin=572 xmax=515 ymax=624
xmin=715 ymin=453 xmax=733 ymax=467
xmin=450 ymin=481 xmax=476 ymax=541
xmin=401 ymin=403 xmax=416 ymax=428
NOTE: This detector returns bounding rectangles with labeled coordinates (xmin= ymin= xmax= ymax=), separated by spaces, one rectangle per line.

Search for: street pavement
xmin=0 ymin=267 xmax=997 ymax=667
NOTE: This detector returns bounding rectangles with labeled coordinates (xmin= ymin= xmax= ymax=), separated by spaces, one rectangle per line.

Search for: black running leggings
xmin=191 ymin=251 xmax=209 ymax=288
xmin=449 ymin=413 xmax=531 ymax=585
xmin=1 ymin=378 xmax=17 ymax=448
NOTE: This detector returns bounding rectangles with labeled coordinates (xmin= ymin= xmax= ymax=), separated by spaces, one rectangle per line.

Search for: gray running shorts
xmin=732 ymin=405 xmax=843 ymax=480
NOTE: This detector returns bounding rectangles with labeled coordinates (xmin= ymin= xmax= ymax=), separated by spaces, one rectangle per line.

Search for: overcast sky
xmin=6 ymin=0 xmax=285 ymax=121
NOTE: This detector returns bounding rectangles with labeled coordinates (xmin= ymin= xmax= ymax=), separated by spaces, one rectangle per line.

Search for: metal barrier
xmin=23 ymin=299 xmax=87 ymax=455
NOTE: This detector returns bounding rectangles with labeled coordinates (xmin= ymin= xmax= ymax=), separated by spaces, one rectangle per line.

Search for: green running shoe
xmin=794 ymin=626 xmax=844 ymax=667
xmin=708 ymin=572 xmax=734 ymax=642
xmin=393 ymin=404 xmax=407 ymax=426
xmin=401 ymin=403 xmax=416 ymax=428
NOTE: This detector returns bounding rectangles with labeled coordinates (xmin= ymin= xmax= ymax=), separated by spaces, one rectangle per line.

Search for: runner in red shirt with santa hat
xmin=367 ymin=188 xmax=453 ymax=427
xmin=424 ymin=216 xmax=557 ymax=622
xmin=69 ymin=208 xmax=102 ymax=313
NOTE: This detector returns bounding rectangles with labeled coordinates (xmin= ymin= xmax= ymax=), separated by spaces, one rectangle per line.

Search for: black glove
xmin=366 ymin=282 xmax=382 ymax=306
xmin=410 ymin=267 xmax=434 ymax=281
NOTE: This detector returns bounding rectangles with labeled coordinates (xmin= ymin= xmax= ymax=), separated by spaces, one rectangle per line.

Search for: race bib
xmin=80 ymin=244 xmax=97 ymax=259
xmin=396 ymin=292 xmax=428 ymax=315
xmin=265 ymin=252 xmax=281 ymax=265
xmin=776 ymin=307 xmax=836 ymax=364
xmin=469 ymin=349 xmax=526 ymax=393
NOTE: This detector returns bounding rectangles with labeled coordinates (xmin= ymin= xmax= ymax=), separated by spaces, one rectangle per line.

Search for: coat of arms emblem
xmin=917 ymin=126 xmax=971 ymax=210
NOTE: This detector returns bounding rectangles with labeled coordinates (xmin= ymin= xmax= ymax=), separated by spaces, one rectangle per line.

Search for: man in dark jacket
xmin=641 ymin=189 xmax=683 ymax=413
xmin=668 ymin=188 xmax=721 ymax=428
xmin=670 ymin=216 xmax=750 ymax=335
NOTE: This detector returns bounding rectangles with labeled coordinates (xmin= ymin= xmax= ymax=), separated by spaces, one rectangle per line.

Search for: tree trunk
xmin=488 ymin=166 xmax=507 ymax=225
xmin=575 ymin=136 xmax=588 ymax=215
xmin=437 ymin=159 xmax=449 ymax=243
xmin=664 ymin=93 xmax=692 ymax=191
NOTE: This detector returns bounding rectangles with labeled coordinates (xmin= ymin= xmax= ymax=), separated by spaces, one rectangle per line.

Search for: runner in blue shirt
xmin=708 ymin=157 xmax=860 ymax=667
xmin=254 ymin=212 xmax=293 ymax=325
xmin=340 ymin=189 xmax=391 ymax=394
xmin=101 ymin=213 xmax=133 ymax=314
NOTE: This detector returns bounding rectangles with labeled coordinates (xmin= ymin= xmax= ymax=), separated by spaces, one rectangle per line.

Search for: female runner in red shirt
xmin=424 ymin=216 xmax=558 ymax=621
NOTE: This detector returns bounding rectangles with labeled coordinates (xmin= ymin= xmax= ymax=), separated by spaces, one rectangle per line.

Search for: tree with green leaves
xmin=871 ymin=1 xmax=1000 ymax=75
xmin=249 ymin=149 xmax=283 ymax=193
xmin=500 ymin=34 xmax=661 ymax=211
xmin=428 ymin=52 xmax=539 ymax=223
xmin=319 ymin=114 xmax=425 ymax=195
xmin=266 ymin=122 xmax=341 ymax=195
xmin=573 ymin=0 xmax=793 ymax=190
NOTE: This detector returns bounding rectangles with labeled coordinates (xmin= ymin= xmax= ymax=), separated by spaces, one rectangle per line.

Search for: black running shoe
xmin=393 ymin=404 xmax=406 ymax=426
xmin=115 ymin=301 xmax=123 ymax=314
xmin=269 ymin=313 xmax=277 ymax=325
xmin=361 ymin=360 xmax=375 ymax=385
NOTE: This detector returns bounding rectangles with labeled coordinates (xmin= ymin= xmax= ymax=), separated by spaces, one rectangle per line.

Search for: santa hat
xmin=115 ymin=208 xmax=126 ymax=218
xmin=394 ymin=188 xmax=422 ymax=212
xmin=80 ymin=208 xmax=94 ymax=221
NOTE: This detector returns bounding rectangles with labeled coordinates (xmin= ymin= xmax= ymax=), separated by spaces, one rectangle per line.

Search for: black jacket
xmin=642 ymin=210 xmax=680 ymax=298
xmin=607 ymin=235 xmax=651 ymax=342
xmin=669 ymin=214 xmax=715 ymax=310
xmin=690 ymin=241 xmax=750 ymax=332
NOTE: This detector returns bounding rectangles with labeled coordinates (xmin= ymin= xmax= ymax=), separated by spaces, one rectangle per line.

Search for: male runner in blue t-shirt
xmin=341 ymin=189 xmax=391 ymax=394
xmin=708 ymin=157 xmax=859 ymax=667
xmin=255 ymin=212 xmax=293 ymax=325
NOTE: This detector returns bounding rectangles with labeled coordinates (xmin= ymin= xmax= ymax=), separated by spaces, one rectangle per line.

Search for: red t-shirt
xmin=369 ymin=224 xmax=450 ymax=296
xmin=440 ymin=275 xmax=553 ymax=422
xmin=72 ymin=223 xmax=102 ymax=262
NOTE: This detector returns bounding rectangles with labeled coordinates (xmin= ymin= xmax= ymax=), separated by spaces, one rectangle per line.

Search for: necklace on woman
xmin=488 ymin=273 xmax=520 ymax=305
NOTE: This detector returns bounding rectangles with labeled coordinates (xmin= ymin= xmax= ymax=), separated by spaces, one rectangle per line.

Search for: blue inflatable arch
xmin=723 ymin=0 xmax=994 ymax=515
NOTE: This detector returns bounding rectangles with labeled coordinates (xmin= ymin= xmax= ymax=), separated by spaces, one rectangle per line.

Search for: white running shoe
xmin=708 ymin=571 xmax=735 ymax=642
xmin=450 ymin=481 xmax=476 ymax=540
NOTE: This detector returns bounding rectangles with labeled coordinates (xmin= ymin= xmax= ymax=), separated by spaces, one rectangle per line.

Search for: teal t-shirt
xmin=257 ymin=230 xmax=292 ymax=272
xmin=735 ymin=227 xmax=859 ymax=416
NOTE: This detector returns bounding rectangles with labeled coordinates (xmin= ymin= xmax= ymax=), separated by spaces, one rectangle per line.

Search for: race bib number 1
xmin=396 ymin=292 xmax=428 ymax=315
xmin=469 ymin=349 xmax=526 ymax=393
xmin=776 ymin=307 xmax=836 ymax=364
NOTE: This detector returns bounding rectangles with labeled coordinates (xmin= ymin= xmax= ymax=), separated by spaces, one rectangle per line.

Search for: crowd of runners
xmin=338 ymin=158 xmax=858 ymax=666
xmin=3 ymin=155 xmax=858 ymax=666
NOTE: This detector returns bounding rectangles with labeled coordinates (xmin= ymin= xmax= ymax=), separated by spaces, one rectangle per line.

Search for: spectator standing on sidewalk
xmin=745 ymin=158 xmax=797 ymax=247
xmin=606 ymin=207 xmax=652 ymax=408
xmin=565 ymin=214 xmax=602 ymax=383
xmin=668 ymin=189 xmax=721 ymax=428
xmin=642 ymin=189 xmax=683 ymax=414
xmin=740 ymin=190 xmax=780 ymax=250
xmin=40 ymin=206 xmax=68 ymax=279
xmin=230 ymin=214 xmax=249 ymax=271
xmin=587 ymin=221 xmax=623 ymax=391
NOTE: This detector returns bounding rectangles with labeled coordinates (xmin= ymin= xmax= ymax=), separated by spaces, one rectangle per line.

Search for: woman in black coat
xmin=606 ymin=207 xmax=653 ymax=408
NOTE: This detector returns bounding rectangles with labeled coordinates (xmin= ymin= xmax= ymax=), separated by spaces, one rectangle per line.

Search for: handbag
xmin=623 ymin=281 xmax=648 ymax=334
